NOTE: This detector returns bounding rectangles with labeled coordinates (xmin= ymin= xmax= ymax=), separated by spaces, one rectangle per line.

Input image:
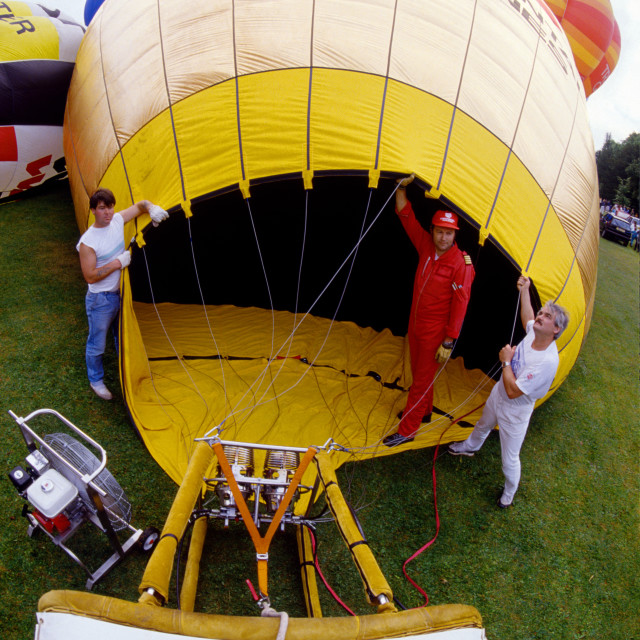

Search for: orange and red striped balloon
xmin=543 ymin=0 xmax=620 ymax=97
xmin=583 ymin=19 xmax=621 ymax=96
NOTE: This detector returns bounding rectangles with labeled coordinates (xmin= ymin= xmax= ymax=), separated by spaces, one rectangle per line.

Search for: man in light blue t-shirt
xmin=448 ymin=276 xmax=569 ymax=508
xmin=77 ymin=188 xmax=168 ymax=400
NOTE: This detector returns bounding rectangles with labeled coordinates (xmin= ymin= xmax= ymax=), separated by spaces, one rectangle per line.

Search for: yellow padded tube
xmin=39 ymin=590 xmax=484 ymax=639
xmin=180 ymin=515 xmax=208 ymax=612
xmin=296 ymin=524 xmax=323 ymax=618
xmin=314 ymin=451 xmax=396 ymax=612
xmin=138 ymin=441 xmax=213 ymax=603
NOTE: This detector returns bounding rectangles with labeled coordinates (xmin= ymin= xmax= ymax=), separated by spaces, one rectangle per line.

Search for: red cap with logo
xmin=432 ymin=210 xmax=459 ymax=230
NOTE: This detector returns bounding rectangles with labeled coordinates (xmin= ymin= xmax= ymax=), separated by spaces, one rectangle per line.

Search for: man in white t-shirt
xmin=448 ymin=276 xmax=569 ymax=508
xmin=77 ymin=188 xmax=168 ymax=400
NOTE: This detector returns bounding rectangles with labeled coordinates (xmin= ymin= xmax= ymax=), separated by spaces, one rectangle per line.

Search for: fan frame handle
xmin=8 ymin=408 xmax=108 ymax=497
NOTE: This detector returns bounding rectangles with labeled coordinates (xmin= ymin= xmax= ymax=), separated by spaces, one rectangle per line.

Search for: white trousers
xmin=463 ymin=386 xmax=530 ymax=504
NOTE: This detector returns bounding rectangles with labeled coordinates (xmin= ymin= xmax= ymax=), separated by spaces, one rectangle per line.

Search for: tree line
xmin=595 ymin=132 xmax=639 ymax=213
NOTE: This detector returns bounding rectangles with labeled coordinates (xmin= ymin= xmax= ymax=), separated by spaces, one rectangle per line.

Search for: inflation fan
xmin=7 ymin=408 xmax=159 ymax=590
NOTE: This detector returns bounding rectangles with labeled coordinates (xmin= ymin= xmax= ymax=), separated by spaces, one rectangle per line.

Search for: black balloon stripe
xmin=0 ymin=60 xmax=74 ymax=126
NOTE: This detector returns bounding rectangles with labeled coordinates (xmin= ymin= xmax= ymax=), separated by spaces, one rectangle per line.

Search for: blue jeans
xmin=85 ymin=291 xmax=120 ymax=384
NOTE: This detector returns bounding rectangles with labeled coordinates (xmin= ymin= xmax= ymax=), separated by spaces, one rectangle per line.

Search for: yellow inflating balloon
xmin=64 ymin=0 xmax=599 ymax=486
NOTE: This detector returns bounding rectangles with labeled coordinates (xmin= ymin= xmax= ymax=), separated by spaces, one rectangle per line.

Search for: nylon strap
xmin=212 ymin=442 xmax=317 ymax=596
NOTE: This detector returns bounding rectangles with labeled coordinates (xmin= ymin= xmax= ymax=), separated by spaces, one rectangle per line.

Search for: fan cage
xmin=43 ymin=433 xmax=132 ymax=530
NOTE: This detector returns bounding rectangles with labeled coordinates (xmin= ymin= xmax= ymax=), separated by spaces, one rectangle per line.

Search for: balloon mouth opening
xmin=127 ymin=175 xmax=531 ymax=381
xmin=119 ymin=175 xmax=537 ymax=474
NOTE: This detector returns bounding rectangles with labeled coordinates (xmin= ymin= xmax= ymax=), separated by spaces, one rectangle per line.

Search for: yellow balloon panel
xmin=175 ymin=81 xmax=243 ymax=198
xmin=0 ymin=16 xmax=58 ymax=61
xmin=119 ymin=110 xmax=186 ymax=207
xmin=378 ymin=82 xmax=453 ymax=186
xmin=437 ymin=111 xmax=511 ymax=230
xmin=523 ymin=261 xmax=585 ymax=403
xmin=574 ymin=201 xmax=600 ymax=304
xmin=308 ymin=69 xmax=386 ymax=173
xmin=491 ymin=159 xmax=574 ymax=290
xmin=237 ymin=70 xmax=313 ymax=181
xmin=529 ymin=214 xmax=577 ymax=302
xmin=91 ymin=115 xmax=182 ymax=219
xmin=171 ymin=81 xmax=242 ymax=199
xmin=550 ymin=113 xmax=599 ymax=297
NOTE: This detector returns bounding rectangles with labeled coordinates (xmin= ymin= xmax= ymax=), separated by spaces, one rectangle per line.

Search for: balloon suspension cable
xmin=221 ymin=192 xmax=313 ymax=426
xmin=186 ymin=215 xmax=231 ymax=414
xmin=252 ymin=187 xmax=380 ymax=398
xmin=208 ymin=183 xmax=397 ymax=437
xmin=245 ymin=197 xmax=277 ymax=357
xmin=210 ymin=197 xmax=279 ymax=431
xmin=140 ymin=245 xmax=210 ymax=453
xmin=509 ymin=286 xmax=522 ymax=345
xmin=205 ymin=190 xmax=318 ymax=434
xmin=293 ymin=190 xmax=310 ymax=324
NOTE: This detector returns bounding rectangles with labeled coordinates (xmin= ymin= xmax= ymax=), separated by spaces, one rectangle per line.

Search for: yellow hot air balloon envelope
xmin=64 ymin=0 xmax=600 ymax=487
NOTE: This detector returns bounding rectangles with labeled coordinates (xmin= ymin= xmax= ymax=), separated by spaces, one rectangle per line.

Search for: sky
xmin=52 ymin=0 xmax=638 ymax=153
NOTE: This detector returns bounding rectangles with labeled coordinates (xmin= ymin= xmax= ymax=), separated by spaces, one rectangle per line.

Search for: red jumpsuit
xmin=397 ymin=202 xmax=475 ymax=437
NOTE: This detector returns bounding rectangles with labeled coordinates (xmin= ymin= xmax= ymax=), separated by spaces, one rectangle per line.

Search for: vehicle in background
xmin=600 ymin=214 xmax=632 ymax=246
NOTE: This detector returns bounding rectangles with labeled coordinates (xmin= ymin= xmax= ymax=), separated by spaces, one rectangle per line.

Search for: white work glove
xmin=117 ymin=251 xmax=131 ymax=269
xmin=396 ymin=173 xmax=415 ymax=188
xmin=148 ymin=203 xmax=169 ymax=227
xmin=435 ymin=343 xmax=453 ymax=364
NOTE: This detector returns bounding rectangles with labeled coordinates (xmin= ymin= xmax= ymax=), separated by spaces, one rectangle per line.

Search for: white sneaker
xmin=90 ymin=381 xmax=113 ymax=400
xmin=448 ymin=441 xmax=474 ymax=456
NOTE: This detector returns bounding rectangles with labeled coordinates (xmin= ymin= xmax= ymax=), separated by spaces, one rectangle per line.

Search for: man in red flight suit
xmin=384 ymin=175 xmax=475 ymax=447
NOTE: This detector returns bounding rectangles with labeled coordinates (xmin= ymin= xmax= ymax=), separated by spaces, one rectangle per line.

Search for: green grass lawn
xmin=0 ymin=182 xmax=638 ymax=639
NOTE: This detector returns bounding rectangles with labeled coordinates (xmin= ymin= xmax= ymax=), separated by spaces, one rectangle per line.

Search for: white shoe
xmin=448 ymin=442 xmax=474 ymax=456
xmin=90 ymin=381 xmax=113 ymax=400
